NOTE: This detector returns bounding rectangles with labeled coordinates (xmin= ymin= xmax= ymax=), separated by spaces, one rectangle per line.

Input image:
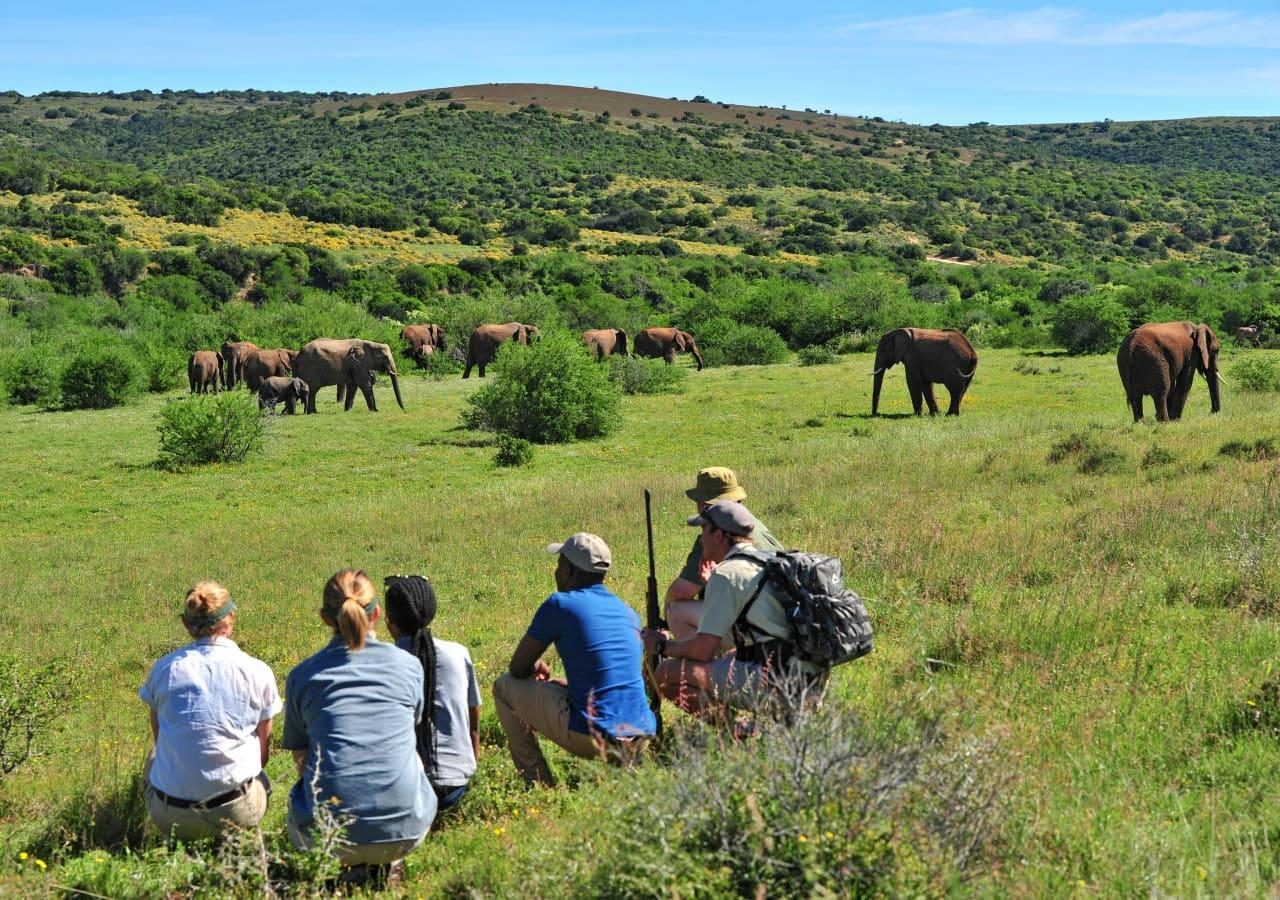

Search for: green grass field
xmin=2 ymin=347 xmax=1280 ymax=895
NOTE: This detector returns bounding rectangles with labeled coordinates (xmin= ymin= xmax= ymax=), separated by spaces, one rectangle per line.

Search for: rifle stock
xmin=644 ymin=489 xmax=663 ymax=731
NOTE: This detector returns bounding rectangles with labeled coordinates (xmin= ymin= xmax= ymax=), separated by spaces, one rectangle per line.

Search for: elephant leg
xmin=905 ymin=370 xmax=925 ymax=416
xmin=478 ymin=362 xmax=487 ymax=377
xmin=664 ymin=349 xmax=675 ymax=365
xmin=922 ymin=382 xmax=940 ymax=416
xmin=946 ymin=381 xmax=966 ymax=416
xmin=1153 ymin=389 xmax=1171 ymax=422
xmin=360 ymin=383 xmax=377 ymax=411
xmin=463 ymin=358 xmax=473 ymax=378
xmin=284 ymin=397 xmax=295 ymax=415
xmin=1130 ymin=397 xmax=1143 ymax=422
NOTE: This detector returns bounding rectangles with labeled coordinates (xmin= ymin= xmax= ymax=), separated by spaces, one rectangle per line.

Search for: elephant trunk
xmin=690 ymin=345 xmax=704 ymax=371
xmin=872 ymin=370 xmax=885 ymax=415
xmin=390 ymin=371 xmax=405 ymax=410
xmin=1207 ymin=368 xmax=1221 ymax=414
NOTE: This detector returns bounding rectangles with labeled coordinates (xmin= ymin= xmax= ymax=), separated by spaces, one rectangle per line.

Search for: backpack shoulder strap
xmin=729 ymin=547 xmax=778 ymax=639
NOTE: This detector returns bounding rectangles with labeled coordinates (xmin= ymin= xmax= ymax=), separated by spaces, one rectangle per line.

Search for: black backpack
xmin=733 ymin=548 xmax=874 ymax=668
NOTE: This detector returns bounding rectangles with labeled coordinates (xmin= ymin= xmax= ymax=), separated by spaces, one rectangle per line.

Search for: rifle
xmin=644 ymin=489 xmax=664 ymax=734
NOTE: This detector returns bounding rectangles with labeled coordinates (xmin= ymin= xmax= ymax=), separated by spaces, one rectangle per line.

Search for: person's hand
xmin=698 ymin=558 xmax=718 ymax=582
xmin=641 ymin=627 xmax=672 ymax=654
xmin=532 ymin=660 xmax=552 ymax=681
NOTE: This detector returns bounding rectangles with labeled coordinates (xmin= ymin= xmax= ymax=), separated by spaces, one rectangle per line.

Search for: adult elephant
xmin=1117 ymin=321 xmax=1221 ymax=422
xmin=257 ymin=376 xmax=310 ymax=415
xmin=293 ymin=338 xmax=404 ymax=414
xmin=463 ymin=322 xmax=539 ymax=378
xmin=242 ymin=348 xmax=298 ymax=392
xmin=219 ymin=340 xmax=259 ymax=390
xmin=402 ymin=324 xmax=446 ymax=368
xmin=188 ymin=351 xmax=222 ymax=394
xmin=871 ymin=327 xmax=978 ymax=417
xmin=582 ymin=328 xmax=628 ymax=360
xmin=633 ymin=327 xmax=703 ymax=371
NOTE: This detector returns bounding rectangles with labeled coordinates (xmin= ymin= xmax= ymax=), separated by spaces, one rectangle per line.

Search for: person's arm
xmin=665 ymin=537 xmax=707 ymax=605
xmin=148 ymin=708 xmax=159 ymax=744
xmin=292 ymin=749 xmax=308 ymax=776
xmin=468 ymin=706 xmax=481 ymax=760
xmin=508 ymin=635 xmax=551 ymax=680
xmin=256 ymin=718 xmax=273 ymax=768
xmin=644 ymin=629 xmax=722 ymax=663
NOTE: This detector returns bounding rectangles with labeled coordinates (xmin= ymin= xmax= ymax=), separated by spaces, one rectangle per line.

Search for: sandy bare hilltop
xmin=314 ymin=82 xmax=875 ymax=138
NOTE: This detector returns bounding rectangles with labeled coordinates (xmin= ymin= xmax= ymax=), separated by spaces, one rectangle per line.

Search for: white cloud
xmin=841 ymin=6 xmax=1280 ymax=49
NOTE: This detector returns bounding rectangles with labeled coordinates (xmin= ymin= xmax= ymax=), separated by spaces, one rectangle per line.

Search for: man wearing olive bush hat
xmin=644 ymin=501 xmax=825 ymax=717
xmin=493 ymin=532 xmax=656 ymax=786
xmin=664 ymin=467 xmax=783 ymax=640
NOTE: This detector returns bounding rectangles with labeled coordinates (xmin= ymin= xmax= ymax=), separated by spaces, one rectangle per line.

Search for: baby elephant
xmin=258 ymin=376 xmax=310 ymax=415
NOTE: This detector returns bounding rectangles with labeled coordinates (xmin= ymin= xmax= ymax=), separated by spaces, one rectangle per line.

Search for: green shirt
xmin=677 ymin=512 xmax=783 ymax=587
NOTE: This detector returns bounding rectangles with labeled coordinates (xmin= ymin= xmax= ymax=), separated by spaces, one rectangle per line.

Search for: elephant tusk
xmin=956 ymin=366 xmax=976 ymax=379
xmin=869 ymin=366 xmax=886 ymax=376
xmin=1215 ymin=371 xmax=1228 ymax=384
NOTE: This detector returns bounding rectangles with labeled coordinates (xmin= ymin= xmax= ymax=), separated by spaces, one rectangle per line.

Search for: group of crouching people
xmin=140 ymin=467 xmax=819 ymax=882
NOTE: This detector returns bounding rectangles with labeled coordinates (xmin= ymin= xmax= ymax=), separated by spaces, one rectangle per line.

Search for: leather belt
xmin=151 ymin=777 xmax=253 ymax=810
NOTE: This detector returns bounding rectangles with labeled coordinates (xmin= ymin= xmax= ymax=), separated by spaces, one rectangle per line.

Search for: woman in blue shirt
xmin=282 ymin=569 xmax=437 ymax=873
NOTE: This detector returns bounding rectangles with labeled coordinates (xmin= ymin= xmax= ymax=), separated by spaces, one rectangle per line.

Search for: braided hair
xmin=384 ymin=575 xmax=439 ymax=778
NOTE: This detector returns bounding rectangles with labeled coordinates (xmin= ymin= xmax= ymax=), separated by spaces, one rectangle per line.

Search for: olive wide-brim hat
xmin=685 ymin=466 xmax=747 ymax=503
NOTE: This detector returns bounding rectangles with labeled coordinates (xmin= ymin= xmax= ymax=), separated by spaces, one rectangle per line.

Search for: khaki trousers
xmin=492 ymin=674 xmax=602 ymax=785
xmin=145 ymin=772 xmax=269 ymax=843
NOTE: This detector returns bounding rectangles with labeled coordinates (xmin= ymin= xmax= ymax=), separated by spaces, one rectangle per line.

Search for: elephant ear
xmin=347 ymin=345 xmax=364 ymax=366
xmin=1195 ymin=325 xmax=1216 ymax=371
xmin=892 ymin=328 xmax=913 ymax=362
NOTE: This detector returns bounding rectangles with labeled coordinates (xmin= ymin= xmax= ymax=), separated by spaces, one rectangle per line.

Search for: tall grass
xmin=1 ymin=349 xmax=1280 ymax=893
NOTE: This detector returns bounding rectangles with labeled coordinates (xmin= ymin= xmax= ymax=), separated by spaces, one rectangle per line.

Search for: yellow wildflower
xmin=18 ymin=852 xmax=28 ymax=860
xmin=797 ymin=834 xmax=808 ymax=843
xmin=35 ymin=859 xmax=47 ymax=870
xmin=493 ymin=827 xmax=505 ymax=837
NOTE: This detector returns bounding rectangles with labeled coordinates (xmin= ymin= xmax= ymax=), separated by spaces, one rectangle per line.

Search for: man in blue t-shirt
xmin=493 ymin=532 xmax=657 ymax=786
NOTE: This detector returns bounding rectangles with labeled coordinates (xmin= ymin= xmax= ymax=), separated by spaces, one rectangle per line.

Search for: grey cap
xmin=547 ymin=532 xmax=612 ymax=574
xmin=687 ymin=500 xmax=755 ymax=537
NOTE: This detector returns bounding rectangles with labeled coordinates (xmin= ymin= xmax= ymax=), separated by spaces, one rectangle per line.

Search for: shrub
xmin=134 ymin=342 xmax=186 ymax=393
xmin=494 ymin=433 xmax=534 ymax=467
xmin=4 ymin=345 xmax=61 ymax=406
xmin=157 ymin=392 xmax=267 ymax=468
xmin=1050 ymin=292 xmax=1130 ymax=354
xmin=0 ymin=652 xmax=81 ymax=780
xmin=572 ymin=702 xmax=1009 ymax=897
xmin=607 ymin=355 xmax=688 ymax=394
xmin=797 ymin=343 xmax=840 ymax=366
xmin=58 ymin=346 xmax=143 ymax=410
xmin=703 ymin=324 xmax=789 ymax=367
xmin=463 ymin=332 xmax=621 ymax=443
xmin=1230 ymin=355 xmax=1280 ymax=392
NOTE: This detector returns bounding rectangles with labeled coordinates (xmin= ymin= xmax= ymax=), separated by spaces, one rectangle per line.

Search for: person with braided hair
xmin=282 ymin=569 xmax=436 ymax=873
xmin=139 ymin=580 xmax=281 ymax=842
xmin=383 ymin=574 xmax=481 ymax=812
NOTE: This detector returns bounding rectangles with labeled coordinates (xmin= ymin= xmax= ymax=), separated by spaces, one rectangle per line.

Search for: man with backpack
xmin=644 ymin=501 xmax=832 ymax=719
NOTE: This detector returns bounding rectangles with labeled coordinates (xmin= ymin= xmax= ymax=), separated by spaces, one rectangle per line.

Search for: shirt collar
xmin=194 ymin=635 xmax=237 ymax=649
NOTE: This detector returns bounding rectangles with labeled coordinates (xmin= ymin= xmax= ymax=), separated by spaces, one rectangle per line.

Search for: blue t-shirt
xmin=282 ymin=635 xmax=437 ymax=846
xmin=526 ymin=583 xmax=657 ymax=739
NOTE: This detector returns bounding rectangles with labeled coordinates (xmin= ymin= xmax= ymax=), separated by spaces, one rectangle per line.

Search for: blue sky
xmin=5 ymin=2 xmax=1279 ymax=125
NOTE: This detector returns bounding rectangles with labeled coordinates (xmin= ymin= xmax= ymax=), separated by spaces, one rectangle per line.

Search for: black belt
xmin=151 ymin=777 xmax=253 ymax=810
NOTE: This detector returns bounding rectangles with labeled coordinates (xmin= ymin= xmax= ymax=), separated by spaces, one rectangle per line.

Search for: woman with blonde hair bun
xmin=139 ymin=580 xmax=281 ymax=842
xmin=282 ymin=569 xmax=436 ymax=881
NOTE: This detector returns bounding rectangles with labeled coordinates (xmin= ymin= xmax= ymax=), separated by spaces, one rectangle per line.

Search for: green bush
xmin=134 ymin=342 xmax=187 ymax=393
xmin=797 ymin=343 xmax=840 ymax=366
xmin=58 ymin=346 xmax=143 ymax=410
xmin=703 ymin=323 xmax=790 ymax=367
xmin=1049 ymin=291 xmax=1130 ymax=354
xmin=463 ymin=332 xmax=621 ymax=443
xmin=1230 ymin=355 xmax=1280 ymax=392
xmin=3 ymin=345 xmax=61 ymax=406
xmin=157 ymin=392 xmax=267 ymax=468
xmin=494 ymin=433 xmax=534 ymax=467
xmin=607 ymin=355 xmax=689 ymax=394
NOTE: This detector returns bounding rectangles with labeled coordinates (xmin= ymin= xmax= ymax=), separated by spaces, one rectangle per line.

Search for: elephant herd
xmin=187 ymin=338 xmax=403 ymax=414
xmin=189 ymin=319 xmax=1227 ymax=424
